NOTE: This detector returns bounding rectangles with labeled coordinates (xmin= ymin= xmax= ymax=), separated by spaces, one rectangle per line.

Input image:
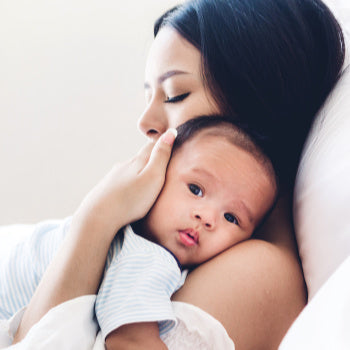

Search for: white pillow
xmin=294 ymin=64 xmax=350 ymax=300
xmin=293 ymin=0 xmax=350 ymax=301
xmin=279 ymin=256 xmax=350 ymax=349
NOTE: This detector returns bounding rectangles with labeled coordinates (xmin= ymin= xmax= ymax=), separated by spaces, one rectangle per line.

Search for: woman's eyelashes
xmin=188 ymin=183 xmax=203 ymax=197
xmin=164 ymin=92 xmax=190 ymax=103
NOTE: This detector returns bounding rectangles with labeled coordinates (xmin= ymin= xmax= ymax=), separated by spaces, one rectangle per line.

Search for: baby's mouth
xmin=178 ymin=229 xmax=199 ymax=246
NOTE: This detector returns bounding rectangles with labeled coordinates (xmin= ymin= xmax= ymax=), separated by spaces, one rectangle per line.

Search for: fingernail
xmin=161 ymin=128 xmax=177 ymax=145
xmin=168 ymin=128 xmax=178 ymax=138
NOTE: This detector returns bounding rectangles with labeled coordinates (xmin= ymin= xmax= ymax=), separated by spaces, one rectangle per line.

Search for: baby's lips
xmin=180 ymin=228 xmax=199 ymax=244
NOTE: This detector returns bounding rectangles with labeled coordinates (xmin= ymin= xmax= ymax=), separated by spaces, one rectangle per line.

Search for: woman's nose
xmin=193 ymin=208 xmax=216 ymax=230
xmin=137 ymin=101 xmax=168 ymax=139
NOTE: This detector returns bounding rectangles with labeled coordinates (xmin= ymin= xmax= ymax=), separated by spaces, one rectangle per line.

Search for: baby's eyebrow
xmin=235 ymin=200 xmax=254 ymax=225
xmin=190 ymin=167 xmax=215 ymax=181
xmin=144 ymin=70 xmax=189 ymax=89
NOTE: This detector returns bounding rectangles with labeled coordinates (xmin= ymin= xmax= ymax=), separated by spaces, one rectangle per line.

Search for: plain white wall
xmin=0 ymin=0 xmax=180 ymax=224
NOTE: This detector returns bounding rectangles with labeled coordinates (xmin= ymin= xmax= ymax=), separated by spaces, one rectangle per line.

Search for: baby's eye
xmin=188 ymin=184 xmax=203 ymax=197
xmin=224 ymin=213 xmax=238 ymax=225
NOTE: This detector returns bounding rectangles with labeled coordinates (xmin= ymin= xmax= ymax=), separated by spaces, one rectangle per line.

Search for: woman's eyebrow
xmin=158 ymin=70 xmax=189 ymax=83
xmin=144 ymin=70 xmax=189 ymax=89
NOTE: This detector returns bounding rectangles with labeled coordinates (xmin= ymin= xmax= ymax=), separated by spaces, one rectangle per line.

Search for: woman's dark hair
xmin=154 ymin=0 xmax=345 ymax=187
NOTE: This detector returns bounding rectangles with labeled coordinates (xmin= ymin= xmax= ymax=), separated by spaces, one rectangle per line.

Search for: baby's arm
xmin=106 ymin=322 xmax=168 ymax=350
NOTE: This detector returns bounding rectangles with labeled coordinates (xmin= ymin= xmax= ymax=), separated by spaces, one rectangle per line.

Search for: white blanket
xmin=0 ymin=299 xmax=235 ymax=350
xmin=0 ymin=296 xmax=98 ymax=350
xmin=0 ymin=224 xmax=235 ymax=349
xmin=2 ymin=224 xmax=350 ymax=349
xmin=2 ymin=257 xmax=350 ymax=349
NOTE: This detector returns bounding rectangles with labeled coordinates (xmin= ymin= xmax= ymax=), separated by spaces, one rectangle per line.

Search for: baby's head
xmin=141 ymin=116 xmax=278 ymax=268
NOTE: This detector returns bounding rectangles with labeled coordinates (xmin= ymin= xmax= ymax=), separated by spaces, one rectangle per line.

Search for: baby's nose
xmin=193 ymin=209 xmax=216 ymax=229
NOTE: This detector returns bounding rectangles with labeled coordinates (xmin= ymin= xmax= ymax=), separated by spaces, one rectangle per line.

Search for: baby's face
xmin=142 ymin=133 xmax=276 ymax=268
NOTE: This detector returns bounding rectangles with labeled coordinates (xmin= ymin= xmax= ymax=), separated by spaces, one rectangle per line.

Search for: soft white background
xmin=1 ymin=0 xmax=348 ymax=226
xmin=0 ymin=0 xmax=180 ymax=225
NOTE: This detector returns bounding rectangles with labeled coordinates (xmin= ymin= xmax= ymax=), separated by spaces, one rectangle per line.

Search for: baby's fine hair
xmin=173 ymin=116 xmax=278 ymax=191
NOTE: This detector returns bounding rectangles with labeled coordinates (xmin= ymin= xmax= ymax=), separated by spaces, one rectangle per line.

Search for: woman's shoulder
xmin=173 ymin=238 xmax=306 ymax=350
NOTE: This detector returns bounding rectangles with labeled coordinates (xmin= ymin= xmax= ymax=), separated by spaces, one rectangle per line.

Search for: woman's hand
xmin=73 ymin=128 xmax=177 ymax=241
xmin=13 ymin=129 xmax=176 ymax=343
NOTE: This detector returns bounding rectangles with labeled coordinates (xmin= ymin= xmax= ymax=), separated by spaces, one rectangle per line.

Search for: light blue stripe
xmin=0 ymin=219 xmax=69 ymax=320
xmin=1 ymin=221 xmax=185 ymax=339
xmin=96 ymin=226 xmax=186 ymax=339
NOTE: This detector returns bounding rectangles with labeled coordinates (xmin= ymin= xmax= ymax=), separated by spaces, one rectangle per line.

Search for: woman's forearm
xmin=106 ymin=322 xmax=168 ymax=350
xmin=13 ymin=131 xmax=176 ymax=343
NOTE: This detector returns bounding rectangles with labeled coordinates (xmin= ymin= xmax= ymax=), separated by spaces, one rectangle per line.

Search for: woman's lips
xmin=178 ymin=229 xmax=199 ymax=247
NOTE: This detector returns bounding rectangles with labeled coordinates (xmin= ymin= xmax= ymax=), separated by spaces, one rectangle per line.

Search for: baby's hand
xmin=72 ymin=129 xmax=177 ymax=240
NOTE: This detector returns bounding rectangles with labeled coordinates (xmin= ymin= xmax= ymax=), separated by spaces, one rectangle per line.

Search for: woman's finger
xmin=132 ymin=139 xmax=156 ymax=170
xmin=143 ymin=128 xmax=177 ymax=174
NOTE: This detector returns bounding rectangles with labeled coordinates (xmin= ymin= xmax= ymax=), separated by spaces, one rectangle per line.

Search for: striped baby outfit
xmin=0 ymin=219 xmax=187 ymax=340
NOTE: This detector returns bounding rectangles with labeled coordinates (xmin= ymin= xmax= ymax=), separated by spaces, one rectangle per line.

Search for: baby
xmin=95 ymin=116 xmax=278 ymax=348
xmin=0 ymin=116 xmax=277 ymax=349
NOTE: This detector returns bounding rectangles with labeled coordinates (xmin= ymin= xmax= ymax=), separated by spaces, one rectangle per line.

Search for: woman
xmin=13 ymin=0 xmax=344 ymax=349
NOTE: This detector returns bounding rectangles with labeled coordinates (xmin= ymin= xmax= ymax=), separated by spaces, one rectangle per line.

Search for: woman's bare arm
xmin=13 ymin=130 xmax=177 ymax=343
xmin=172 ymin=196 xmax=307 ymax=350
xmin=106 ymin=322 xmax=168 ymax=350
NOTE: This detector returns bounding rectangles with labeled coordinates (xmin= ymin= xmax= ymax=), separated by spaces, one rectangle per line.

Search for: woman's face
xmin=138 ymin=27 xmax=219 ymax=139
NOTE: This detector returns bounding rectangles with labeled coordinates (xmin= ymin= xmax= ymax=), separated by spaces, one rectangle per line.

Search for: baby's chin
xmin=180 ymin=260 xmax=198 ymax=271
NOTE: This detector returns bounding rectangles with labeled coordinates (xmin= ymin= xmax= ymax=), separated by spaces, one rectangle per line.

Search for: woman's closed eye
xmin=188 ymin=184 xmax=203 ymax=197
xmin=165 ymin=92 xmax=190 ymax=103
xmin=224 ymin=213 xmax=239 ymax=225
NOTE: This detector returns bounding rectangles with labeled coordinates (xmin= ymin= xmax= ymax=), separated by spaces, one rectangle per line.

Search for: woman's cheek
xmin=169 ymin=105 xmax=193 ymax=128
